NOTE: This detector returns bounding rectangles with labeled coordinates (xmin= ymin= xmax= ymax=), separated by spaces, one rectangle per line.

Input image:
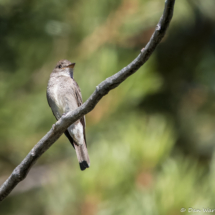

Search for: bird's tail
xmin=74 ymin=143 xmax=90 ymax=171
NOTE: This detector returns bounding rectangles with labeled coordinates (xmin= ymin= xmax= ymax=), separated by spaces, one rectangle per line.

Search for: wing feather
xmin=73 ymin=80 xmax=87 ymax=144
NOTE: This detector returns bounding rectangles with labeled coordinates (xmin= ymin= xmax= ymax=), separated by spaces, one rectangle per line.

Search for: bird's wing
xmin=73 ymin=80 xmax=87 ymax=144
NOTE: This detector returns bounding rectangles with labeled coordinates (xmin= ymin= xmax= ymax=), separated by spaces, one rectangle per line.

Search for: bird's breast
xmin=48 ymin=82 xmax=65 ymax=117
xmin=53 ymin=85 xmax=64 ymax=113
xmin=48 ymin=75 xmax=78 ymax=118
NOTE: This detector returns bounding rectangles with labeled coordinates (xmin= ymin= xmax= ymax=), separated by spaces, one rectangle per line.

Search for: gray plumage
xmin=47 ymin=59 xmax=90 ymax=170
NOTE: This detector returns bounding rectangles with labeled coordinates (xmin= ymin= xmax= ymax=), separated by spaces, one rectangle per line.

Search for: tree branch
xmin=0 ymin=0 xmax=175 ymax=202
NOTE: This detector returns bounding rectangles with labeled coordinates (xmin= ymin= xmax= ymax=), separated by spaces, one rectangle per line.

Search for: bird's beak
xmin=66 ymin=63 xmax=76 ymax=68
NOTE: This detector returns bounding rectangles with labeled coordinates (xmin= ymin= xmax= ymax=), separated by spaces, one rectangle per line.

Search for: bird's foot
xmin=52 ymin=124 xmax=56 ymax=133
xmin=61 ymin=113 xmax=66 ymax=118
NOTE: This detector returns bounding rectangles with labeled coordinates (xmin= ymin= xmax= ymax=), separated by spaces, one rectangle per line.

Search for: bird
xmin=47 ymin=59 xmax=90 ymax=171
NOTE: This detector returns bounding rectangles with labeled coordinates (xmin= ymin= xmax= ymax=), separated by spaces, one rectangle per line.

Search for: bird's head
xmin=54 ymin=59 xmax=75 ymax=78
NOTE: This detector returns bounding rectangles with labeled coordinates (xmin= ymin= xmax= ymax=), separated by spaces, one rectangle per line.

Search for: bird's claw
xmin=52 ymin=124 xmax=56 ymax=132
xmin=61 ymin=113 xmax=66 ymax=118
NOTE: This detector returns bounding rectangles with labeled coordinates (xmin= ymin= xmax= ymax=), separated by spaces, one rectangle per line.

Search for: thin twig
xmin=0 ymin=0 xmax=175 ymax=202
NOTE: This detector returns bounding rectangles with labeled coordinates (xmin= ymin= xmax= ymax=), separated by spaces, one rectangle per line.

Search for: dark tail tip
xmin=79 ymin=161 xmax=90 ymax=171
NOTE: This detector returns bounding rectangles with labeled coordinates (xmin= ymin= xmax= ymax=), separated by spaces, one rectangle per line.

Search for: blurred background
xmin=0 ymin=0 xmax=215 ymax=214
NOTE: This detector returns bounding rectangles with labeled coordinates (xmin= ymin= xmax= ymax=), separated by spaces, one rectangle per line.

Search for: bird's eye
xmin=58 ymin=65 xmax=62 ymax=69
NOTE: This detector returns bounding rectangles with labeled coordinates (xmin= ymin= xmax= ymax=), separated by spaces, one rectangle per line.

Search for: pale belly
xmin=49 ymin=83 xmax=78 ymax=119
xmin=50 ymin=85 xmax=65 ymax=118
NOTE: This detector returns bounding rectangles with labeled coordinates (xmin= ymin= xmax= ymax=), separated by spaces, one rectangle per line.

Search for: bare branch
xmin=0 ymin=0 xmax=175 ymax=202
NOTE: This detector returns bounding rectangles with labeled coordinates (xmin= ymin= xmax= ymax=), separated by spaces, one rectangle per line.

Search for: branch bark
xmin=0 ymin=0 xmax=175 ymax=202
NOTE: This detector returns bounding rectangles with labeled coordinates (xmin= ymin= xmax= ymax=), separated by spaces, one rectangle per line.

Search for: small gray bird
xmin=47 ymin=59 xmax=90 ymax=171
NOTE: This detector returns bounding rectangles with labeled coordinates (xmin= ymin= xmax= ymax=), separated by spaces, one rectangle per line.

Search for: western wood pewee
xmin=47 ymin=59 xmax=90 ymax=171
